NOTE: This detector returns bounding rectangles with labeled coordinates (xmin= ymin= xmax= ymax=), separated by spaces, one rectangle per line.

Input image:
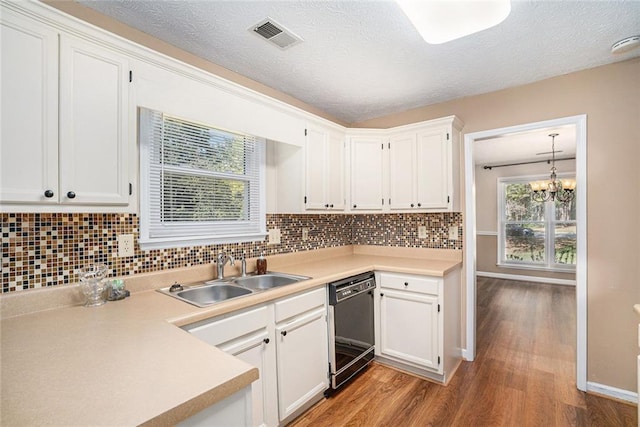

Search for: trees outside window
xmin=499 ymin=177 xmax=576 ymax=270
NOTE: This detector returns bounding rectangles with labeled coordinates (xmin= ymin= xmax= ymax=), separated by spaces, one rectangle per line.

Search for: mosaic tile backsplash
xmin=1 ymin=212 xmax=462 ymax=293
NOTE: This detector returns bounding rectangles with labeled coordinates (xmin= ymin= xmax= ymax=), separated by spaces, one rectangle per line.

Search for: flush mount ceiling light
xmin=396 ymin=0 xmax=511 ymax=44
xmin=529 ymin=133 xmax=576 ymax=204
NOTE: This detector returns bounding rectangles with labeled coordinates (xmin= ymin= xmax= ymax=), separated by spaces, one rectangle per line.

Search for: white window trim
xmin=497 ymin=174 xmax=576 ymax=272
xmin=138 ymin=108 xmax=267 ymax=250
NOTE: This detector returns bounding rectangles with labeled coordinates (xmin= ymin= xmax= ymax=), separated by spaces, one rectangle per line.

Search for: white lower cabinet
xmin=375 ymin=270 xmax=461 ymax=383
xmin=275 ymin=306 xmax=328 ymax=420
xmin=184 ymin=286 xmax=328 ymax=426
xmin=379 ymin=289 xmax=439 ymax=370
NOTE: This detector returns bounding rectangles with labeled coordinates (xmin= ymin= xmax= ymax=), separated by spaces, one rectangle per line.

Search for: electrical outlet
xmin=302 ymin=227 xmax=309 ymax=241
xmin=117 ymin=234 xmax=135 ymax=257
xmin=418 ymin=226 xmax=427 ymax=239
xmin=268 ymin=228 xmax=281 ymax=245
xmin=448 ymin=226 xmax=459 ymax=241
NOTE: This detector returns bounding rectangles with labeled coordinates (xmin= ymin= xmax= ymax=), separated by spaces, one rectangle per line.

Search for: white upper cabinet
xmin=1 ymin=10 xmax=59 ymax=204
xmin=387 ymin=116 xmax=463 ymax=212
xmin=59 ymin=35 xmax=130 ymax=205
xmin=388 ymin=133 xmax=416 ymax=209
xmin=304 ymin=125 xmax=345 ymax=211
xmin=350 ymin=136 xmax=385 ymax=211
xmin=0 ymin=7 xmax=131 ymax=209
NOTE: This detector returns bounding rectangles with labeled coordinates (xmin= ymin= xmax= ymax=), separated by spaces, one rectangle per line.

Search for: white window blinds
xmin=139 ymin=108 xmax=266 ymax=249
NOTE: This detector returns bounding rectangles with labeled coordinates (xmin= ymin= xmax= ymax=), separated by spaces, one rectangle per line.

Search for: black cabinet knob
xmin=263 ymin=338 xmax=270 ymax=344
xmin=281 ymin=331 xmax=287 ymax=336
xmin=417 ymin=203 xmax=422 ymax=207
xmin=325 ymin=203 xmax=329 ymax=208
xmin=66 ymin=191 xmax=76 ymax=199
xmin=330 ymin=204 xmax=334 ymax=208
xmin=44 ymin=190 xmax=54 ymax=198
xmin=411 ymin=203 xmax=414 ymax=208
xmin=353 ymin=204 xmax=357 ymax=209
xmin=404 ymin=282 xmax=409 ymax=287
xmin=380 ymin=293 xmax=384 ymax=297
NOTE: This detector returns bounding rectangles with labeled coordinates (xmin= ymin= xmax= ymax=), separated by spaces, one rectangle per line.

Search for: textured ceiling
xmin=78 ymin=0 xmax=640 ymax=124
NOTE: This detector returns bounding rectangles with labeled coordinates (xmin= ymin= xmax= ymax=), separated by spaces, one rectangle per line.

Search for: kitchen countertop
xmin=0 ymin=246 xmax=462 ymax=425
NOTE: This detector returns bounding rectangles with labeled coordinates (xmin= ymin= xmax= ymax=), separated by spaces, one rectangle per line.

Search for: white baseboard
xmin=586 ymin=381 xmax=638 ymax=404
xmin=476 ymin=271 xmax=576 ymax=286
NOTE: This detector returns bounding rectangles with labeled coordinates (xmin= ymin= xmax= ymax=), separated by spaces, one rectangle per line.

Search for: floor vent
xmin=250 ymin=18 xmax=303 ymax=50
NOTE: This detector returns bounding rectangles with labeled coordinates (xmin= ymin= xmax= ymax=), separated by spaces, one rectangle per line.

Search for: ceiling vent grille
xmin=250 ymin=18 xmax=303 ymax=50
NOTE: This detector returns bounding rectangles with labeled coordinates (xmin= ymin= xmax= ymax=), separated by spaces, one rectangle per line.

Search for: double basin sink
xmin=157 ymin=272 xmax=311 ymax=308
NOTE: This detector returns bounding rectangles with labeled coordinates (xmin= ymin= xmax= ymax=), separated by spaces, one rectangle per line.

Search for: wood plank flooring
xmin=290 ymin=277 xmax=637 ymax=426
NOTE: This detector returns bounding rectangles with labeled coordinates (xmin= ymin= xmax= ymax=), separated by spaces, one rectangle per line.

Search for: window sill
xmin=139 ymin=233 xmax=268 ymax=250
xmin=496 ymin=262 xmax=576 ymax=273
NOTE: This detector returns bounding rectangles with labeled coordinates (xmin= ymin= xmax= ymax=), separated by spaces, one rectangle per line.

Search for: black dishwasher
xmin=327 ymin=272 xmax=376 ymax=392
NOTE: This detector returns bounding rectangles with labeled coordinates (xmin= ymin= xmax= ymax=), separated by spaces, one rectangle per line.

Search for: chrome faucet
xmin=240 ymin=255 xmax=247 ymax=277
xmin=216 ymin=252 xmax=235 ymax=279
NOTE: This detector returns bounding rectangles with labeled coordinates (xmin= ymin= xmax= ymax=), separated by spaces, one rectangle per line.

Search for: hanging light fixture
xmin=529 ymin=133 xmax=576 ymax=203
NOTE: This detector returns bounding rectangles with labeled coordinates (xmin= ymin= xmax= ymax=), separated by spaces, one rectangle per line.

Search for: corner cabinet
xmin=184 ymin=286 xmax=328 ymax=427
xmin=375 ymin=269 xmax=462 ymax=384
xmin=349 ymin=135 xmax=385 ymax=211
xmin=0 ymin=5 xmax=130 ymax=209
xmin=304 ymin=125 xmax=345 ymax=211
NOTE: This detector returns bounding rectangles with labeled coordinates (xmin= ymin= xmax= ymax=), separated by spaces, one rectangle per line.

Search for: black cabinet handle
xmin=263 ymin=338 xmax=270 ymax=344
xmin=44 ymin=190 xmax=54 ymax=198
xmin=66 ymin=191 xmax=76 ymax=199
xmin=281 ymin=331 xmax=287 ymax=336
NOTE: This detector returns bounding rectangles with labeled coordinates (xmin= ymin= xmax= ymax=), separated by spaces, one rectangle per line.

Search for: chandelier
xmin=529 ymin=133 xmax=576 ymax=203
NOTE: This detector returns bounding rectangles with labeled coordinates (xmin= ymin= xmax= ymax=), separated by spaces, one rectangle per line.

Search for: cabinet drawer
xmin=185 ymin=305 xmax=269 ymax=347
xmin=275 ymin=287 xmax=326 ymax=323
xmin=380 ymin=272 xmax=440 ymax=295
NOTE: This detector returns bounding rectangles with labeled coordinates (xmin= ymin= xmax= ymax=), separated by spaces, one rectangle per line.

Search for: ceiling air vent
xmin=250 ymin=18 xmax=303 ymax=50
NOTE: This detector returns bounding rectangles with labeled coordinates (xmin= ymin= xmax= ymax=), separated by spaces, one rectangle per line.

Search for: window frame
xmin=497 ymin=174 xmax=576 ymax=272
xmin=138 ymin=108 xmax=267 ymax=250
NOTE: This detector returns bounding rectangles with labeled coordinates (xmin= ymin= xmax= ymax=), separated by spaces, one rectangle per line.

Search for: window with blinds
xmin=139 ymin=108 xmax=266 ymax=249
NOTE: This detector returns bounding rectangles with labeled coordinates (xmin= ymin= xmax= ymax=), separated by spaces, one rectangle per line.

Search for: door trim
xmin=462 ymin=114 xmax=587 ymax=391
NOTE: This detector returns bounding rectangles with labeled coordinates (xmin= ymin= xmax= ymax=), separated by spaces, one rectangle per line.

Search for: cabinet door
xmin=388 ymin=133 xmax=415 ymax=210
xmin=326 ymin=132 xmax=345 ymax=210
xmin=221 ymin=331 xmax=278 ymax=427
xmin=350 ymin=137 xmax=384 ymax=210
xmin=379 ymin=289 xmax=440 ymax=371
xmin=275 ymin=307 xmax=328 ymax=421
xmin=304 ymin=127 xmax=327 ymax=210
xmin=59 ymin=35 xmax=129 ymax=205
xmin=416 ymin=128 xmax=449 ymax=209
xmin=1 ymin=12 xmax=59 ymax=203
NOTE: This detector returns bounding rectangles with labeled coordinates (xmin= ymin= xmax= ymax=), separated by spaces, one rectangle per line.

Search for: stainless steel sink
xmin=158 ymin=283 xmax=253 ymax=308
xmin=232 ymin=272 xmax=310 ymax=290
xmin=157 ymin=272 xmax=311 ymax=307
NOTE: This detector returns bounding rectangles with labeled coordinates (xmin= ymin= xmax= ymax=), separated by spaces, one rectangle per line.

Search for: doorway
xmin=462 ymin=115 xmax=587 ymax=391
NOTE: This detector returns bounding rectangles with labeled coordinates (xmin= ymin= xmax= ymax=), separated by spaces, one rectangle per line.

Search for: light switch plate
xmin=117 ymin=234 xmax=135 ymax=257
xmin=268 ymin=228 xmax=281 ymax=245
xmin=418 ymin=226 xmax=427 ymax=239
xmin=448 ymin=226 xmax=459 ymax=241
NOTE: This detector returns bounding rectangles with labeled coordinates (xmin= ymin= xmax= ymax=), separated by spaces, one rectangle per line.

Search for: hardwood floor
xmin=290 ymin=278 xmax=637 ymax=426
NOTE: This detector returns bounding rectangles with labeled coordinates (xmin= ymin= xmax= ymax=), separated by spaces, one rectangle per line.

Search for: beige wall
xmin=475 ymin=162 xmax=576 ymax=281
xmin=356 ymin=59 xmax=640 ymax=392
xmin=43 ymin=1 xmax=640 ymax=392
